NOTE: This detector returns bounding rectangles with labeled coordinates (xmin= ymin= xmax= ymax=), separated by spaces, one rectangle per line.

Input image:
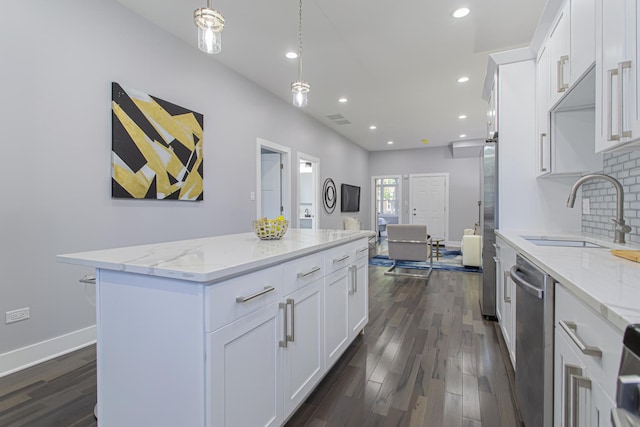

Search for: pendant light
xmin=291 ymin=0 xmax=310 ymax=107
xmin=194 ymin=1 xmax=225 ymax=54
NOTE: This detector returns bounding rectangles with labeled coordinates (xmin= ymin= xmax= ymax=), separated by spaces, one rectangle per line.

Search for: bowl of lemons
xmin=253 ymin=216 xmax=289 ymax=240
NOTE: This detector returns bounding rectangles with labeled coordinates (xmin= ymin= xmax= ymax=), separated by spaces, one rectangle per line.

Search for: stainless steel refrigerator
xmin=480 ymin=135 xmax=498 ymax=319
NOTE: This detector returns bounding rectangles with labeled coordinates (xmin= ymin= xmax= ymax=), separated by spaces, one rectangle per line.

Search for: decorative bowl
xmin=253 ymin=219 xmax=289 ymax=240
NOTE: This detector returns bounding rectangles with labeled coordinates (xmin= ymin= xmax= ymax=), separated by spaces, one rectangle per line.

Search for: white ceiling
xmin=116 ymin=0 xmax=546 ymax=151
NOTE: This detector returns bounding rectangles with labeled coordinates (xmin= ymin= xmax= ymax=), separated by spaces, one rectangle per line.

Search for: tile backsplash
xmin=581 ymin=151 xmax=640 ymax=244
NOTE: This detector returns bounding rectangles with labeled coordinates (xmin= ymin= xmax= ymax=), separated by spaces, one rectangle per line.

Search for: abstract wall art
xmin=111 ymin=82 xmax=204 ymax=200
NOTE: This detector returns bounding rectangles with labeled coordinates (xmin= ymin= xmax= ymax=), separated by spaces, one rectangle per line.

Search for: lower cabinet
xmin=207 ymin=238 xmax=369 ymax=427
xmin=554 ymin=284 xmax=622 ymax=427
xmin=554 ymin=327 xmax=616 ymax=427
xmin=207 ymin=302 xmax=283 ymax=427
xmin=282 ymin=279 xmax=324 ymax=415
xmin=495 ymin=236 xmax=517 ymax=367
xmin=348 ymin=255 xmax=368 ymax=340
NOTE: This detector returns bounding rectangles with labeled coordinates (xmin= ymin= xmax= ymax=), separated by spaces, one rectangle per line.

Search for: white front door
xmin=410 ymin=174 xmax=448 ymax=241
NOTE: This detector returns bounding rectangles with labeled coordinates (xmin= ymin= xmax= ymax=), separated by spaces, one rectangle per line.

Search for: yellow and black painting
xmin=111 ymin=82 xmax=204 ymax=200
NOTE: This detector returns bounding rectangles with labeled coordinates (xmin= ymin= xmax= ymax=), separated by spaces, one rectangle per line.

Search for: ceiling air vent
xmin=326 ymin=113 xmax=351 ymax=125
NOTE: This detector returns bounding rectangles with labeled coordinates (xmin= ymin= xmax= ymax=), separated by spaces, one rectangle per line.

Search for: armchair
xmin=384 ymin=224 xmax=433 ymax=280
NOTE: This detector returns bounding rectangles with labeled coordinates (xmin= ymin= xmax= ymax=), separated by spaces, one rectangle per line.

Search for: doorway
xmin=256 ymin=138 xmax=290 ymax=221
xmin=409 ymin=173 xmax=448 ymax=242
xmin=297 ymin=152 xmax=319 ymax=229
xmin=371 ymin=175 xmax=402 ymax=242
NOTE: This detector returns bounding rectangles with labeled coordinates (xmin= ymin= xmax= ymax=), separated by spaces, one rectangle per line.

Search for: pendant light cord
xmin=297 ymin=0 xmax=303 ymax=81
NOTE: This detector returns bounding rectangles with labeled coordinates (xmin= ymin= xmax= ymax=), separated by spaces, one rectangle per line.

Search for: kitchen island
xmin=57 ymin=229 xmax=374 ymax=427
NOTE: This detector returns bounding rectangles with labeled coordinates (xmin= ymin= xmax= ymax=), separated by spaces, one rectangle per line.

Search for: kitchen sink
xmin=521 ymin=236 xmax=607 ymax=248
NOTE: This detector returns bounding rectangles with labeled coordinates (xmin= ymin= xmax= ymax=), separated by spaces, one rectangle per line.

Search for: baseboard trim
xmin=0 ymin=325 xmax=96 ymax=378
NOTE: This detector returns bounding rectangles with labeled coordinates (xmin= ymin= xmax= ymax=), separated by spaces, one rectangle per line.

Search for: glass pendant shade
xmin=291 ymin=81 xmax=310 ymax=108
xmin=194 ymin=7 xmax=224 ymax=54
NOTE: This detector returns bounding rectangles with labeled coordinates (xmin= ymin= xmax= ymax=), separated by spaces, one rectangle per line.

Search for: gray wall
xmin=581 ymin=151 xmax=640 ymax=244
xmin=369 ymin=146 xmax=481 ymax=243
xmin=0 ymin=1 xmax=368 ymax=360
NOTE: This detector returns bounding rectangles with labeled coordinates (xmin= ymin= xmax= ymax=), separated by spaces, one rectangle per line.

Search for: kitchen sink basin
xmin=522 ymin=236 xmax=607 ymax=248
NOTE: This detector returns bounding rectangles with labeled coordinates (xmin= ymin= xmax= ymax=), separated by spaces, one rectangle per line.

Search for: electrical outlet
xmin=582 ymin=198 xmax=591 ymax=215
xmin=6 ymin=307 xmax=29 ymax=324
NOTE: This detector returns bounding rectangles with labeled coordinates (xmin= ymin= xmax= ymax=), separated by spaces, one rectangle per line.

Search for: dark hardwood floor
xmin=0 ymin=266 xmax=521 ymax=427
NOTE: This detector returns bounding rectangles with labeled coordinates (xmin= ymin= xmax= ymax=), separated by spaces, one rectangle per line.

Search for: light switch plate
xmin=582 ymin=198 xmax=590 ymax=214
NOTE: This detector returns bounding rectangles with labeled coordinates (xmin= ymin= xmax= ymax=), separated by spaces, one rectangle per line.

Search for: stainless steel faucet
xmin=567 ymin=174 xmax=632 ymax=244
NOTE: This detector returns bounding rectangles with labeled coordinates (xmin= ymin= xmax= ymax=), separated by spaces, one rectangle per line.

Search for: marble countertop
xmin=57 ymin=229 xmax=374 ymax=284
xmin=496 ymin=230 xmax=640 ymax=332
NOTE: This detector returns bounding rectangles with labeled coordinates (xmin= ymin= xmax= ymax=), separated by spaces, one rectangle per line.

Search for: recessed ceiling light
xmin=457 ymin=76 xmax=469 ymax=83
xmin=452 ymin=8 xmax=470 ymax=18
xmin=387 ymin=141 xmax=394 ymax=145
xmin=285 ymin=51 xmax=298 ymax=59
xmin=459 ymin=134 xmax=467 ymax=138
xmin=338 ymin=97 xmax=348 ymax=103
xmin=458 ymin=114 xmax=467 ymax=119
xmin=369 ymin=125 xmax=377 ymax=130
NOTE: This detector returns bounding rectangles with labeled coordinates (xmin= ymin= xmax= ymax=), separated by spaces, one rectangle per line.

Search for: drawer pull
xmin=503 ymin=270 xmax=511 ymax=303
xmin=559 ymin=320 xmax=603 ymax=358
xmin=297 ymin=266 xmax=321 ymax=278
xmin=235 ymin=286 xmax=276 ymax=303
xmin=357 ymin=247 xmax=368 ymax=253
xmin=333 ymin=255 xmax=351 ymax=264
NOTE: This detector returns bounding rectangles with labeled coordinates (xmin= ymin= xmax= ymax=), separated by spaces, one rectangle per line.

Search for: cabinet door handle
xmin=279 ymin=301 xmax=288 ymax=348
xmin=618 ymin=61 xmax=633 ymax=139
xmin=503 ymin=270 xmax=511 ymax=303
xmin=287 ymin=299 xmax=295 ymax=342
xmin=559 ymin=320 xmax=603 ymax=357
xmin=333 ymin=255 xmax=350 ymax=264
xmin=235 ymin=286 xmax=275 ymax=303
xmin=297 ymin=266 xmax=321 ymax=278
xmin=348 ymin=265 xmax=357 ymax=295
xmin=539 ymin=133 xmax=547 ymax=172
xmin=564 ymin=364 xmax=582 ymax=427
xmin=608 ymin=67 xmax=621 ymax=141
xmin=557 ymin=55 xmax=569 ymax=93
xmin=571 ymin=374 xmax=592 ymax=427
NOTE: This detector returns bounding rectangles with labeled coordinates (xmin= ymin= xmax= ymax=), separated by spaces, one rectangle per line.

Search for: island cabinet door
xmin=324 ymin=267 xmax=350 ymax=369
xmin=282 ymin=278 xmax=325 ymax=415
xmin=206 ymin=301 xmax=283 ymax=427
xmin=348 ymin=255 xmax=368 ymax=340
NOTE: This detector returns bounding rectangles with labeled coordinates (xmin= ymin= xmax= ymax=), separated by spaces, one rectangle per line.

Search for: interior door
xmin=261 ymin=151 xmax=282 ymax=219
xmin=410 ymin=174 xmax=447 ymax=240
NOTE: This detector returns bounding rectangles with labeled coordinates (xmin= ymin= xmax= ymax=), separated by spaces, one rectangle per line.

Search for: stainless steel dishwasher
xmin=510 ymin=254 xmax=554 ymax=427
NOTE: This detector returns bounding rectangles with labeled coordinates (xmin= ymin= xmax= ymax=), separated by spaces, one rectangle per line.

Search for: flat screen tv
xmin=341 ymin=184 xmax=361 ymax=212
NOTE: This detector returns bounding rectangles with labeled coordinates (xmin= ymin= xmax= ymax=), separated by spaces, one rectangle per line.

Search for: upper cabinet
xmin=535 ymin=0 xmax=603 ymax=176
xmin=549 ymin=4 xmax=571 ymax=107
xmin=595 ymin=0 xmax=640 ymax=152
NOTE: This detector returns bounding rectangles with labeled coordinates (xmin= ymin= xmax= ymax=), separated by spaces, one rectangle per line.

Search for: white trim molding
xmin=0 ymin=325 xmax=96 ymax=378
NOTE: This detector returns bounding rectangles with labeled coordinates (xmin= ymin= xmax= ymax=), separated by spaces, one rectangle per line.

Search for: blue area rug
xmin=369 ymin=249 xmax=482 ymax=273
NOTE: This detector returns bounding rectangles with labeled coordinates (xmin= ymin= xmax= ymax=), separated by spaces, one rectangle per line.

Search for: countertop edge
xmin=496 ymin=229 xmax=638 ymax=333
xmin=56 ymin=230 xmax=375 ymax=284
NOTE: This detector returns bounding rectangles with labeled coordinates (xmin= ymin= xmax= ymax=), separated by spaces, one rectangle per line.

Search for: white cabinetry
xmin=549 ymin=4 xmax=571 ymax=106
xmin=323 ymin=240 xmax=369 ymax=369
xmin=554 ymin=285 xmax=622 ymax=427
xmin=536 ymin=43 xmax=552 ymax=176
xmin=495 ymin=236 xmax=517 ymax=367
xmin=282 ymin=278 xmax=324 ymax=415
xmin=595 ymin=0 xmax=640 ymax=151
xmin=208 ymin=301 xmax=283 ymax=427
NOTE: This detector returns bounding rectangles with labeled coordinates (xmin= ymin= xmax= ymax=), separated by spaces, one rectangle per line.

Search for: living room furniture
xmin=432 ymin=238 xmax=445 ymax=260
xmin=384 ymin=224 xmax=433 ymax=279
